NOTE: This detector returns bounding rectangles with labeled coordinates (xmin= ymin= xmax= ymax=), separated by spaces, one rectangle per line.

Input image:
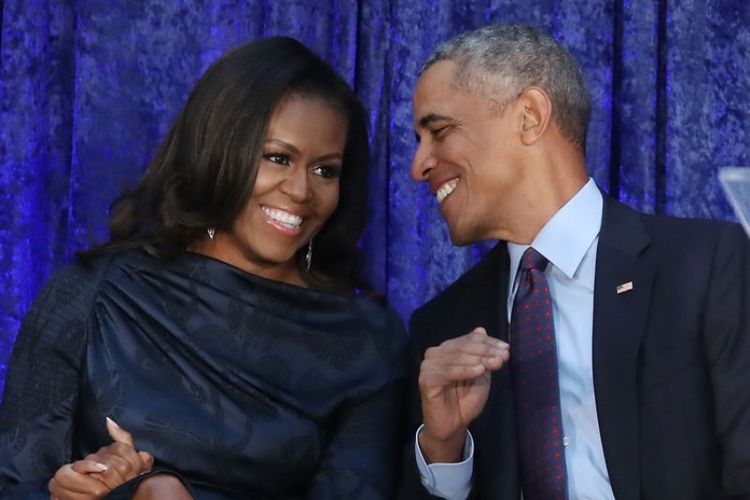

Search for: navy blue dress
xmin=0 ymin=250 xmax=408 ymax=499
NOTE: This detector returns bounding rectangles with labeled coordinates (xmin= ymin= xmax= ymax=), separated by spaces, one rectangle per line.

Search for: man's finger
xmin=469 ymin=326 xmax=488 ymax=336
xmin=429 ymin=330 xmax=507 ymax=357
xmin=482 ymin=350 xmax=509 ymax=369
xmin=420 ymin=362 xmax=487 ymax=389
xmin=422 ymin=343 xmax=509 ymax=375
xmin=425 ymin=350 xmax=505 ymax=368
xmin=426 ymin=341 xmax=507 ymax=362
xmin=420 ymin=350 xmax=510 ymax=388
xmin=106 ymin=416 xmax=134 ymax=446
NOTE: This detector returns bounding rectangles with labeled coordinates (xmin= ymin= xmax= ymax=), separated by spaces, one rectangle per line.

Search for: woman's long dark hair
xmin=81 ymin=37 xmax=371 ymax=293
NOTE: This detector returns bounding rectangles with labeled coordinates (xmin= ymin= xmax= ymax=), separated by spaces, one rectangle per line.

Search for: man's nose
xmin=411 ymin=143 xmax=437 ymax=182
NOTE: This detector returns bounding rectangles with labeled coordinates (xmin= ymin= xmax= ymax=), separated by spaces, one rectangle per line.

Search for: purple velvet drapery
xmin=1 ymin=0 xmax=748 ymax=393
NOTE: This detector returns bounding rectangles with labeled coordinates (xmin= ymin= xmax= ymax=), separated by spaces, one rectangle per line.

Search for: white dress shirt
xmin=416 ymin=179 xmax=615 ymax=500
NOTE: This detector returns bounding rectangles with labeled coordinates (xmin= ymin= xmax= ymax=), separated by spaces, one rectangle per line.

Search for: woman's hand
xmin=48 ymin=418 xmax=153 ymax=499
xmin=49 ymin=460 xmax=111 ymax=500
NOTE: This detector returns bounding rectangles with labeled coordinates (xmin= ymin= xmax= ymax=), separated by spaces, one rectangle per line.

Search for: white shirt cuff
xmin=414 ymin=424 xmax=473 ymax=500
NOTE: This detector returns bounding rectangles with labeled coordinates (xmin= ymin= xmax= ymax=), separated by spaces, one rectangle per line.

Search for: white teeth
xmin=261 ymin=206 xmax=303 ymax=228
xmin=436 ymin=178 xmax=459 ymax=203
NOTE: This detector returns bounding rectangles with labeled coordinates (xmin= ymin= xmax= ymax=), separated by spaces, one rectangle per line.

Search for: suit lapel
xmin=458 ymin=241 xmax=510 ymax=342
xmin=468 ymin=244 xmax=522 ymax=500
xmin=489 ymin=242 xmax=510 ymax=342
xmin=463 ymin=241 xmax=511 ymax=431
xmin=592 ymin=198 xmax=655 ymax=500
xmin=479 ymin=242 xmax=510 ymax=406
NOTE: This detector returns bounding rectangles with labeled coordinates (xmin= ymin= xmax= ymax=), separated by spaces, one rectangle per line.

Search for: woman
xmin=0 ymin=37 xmax=408 ymax=499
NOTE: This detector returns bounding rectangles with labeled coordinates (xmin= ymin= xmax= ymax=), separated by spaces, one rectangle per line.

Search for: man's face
xmin=411 ymin=60 xmax=526 ymax=245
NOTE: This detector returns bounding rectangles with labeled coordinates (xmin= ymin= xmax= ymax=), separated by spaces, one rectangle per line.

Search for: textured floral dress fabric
xmin=0 ymin=250 xmax=408 ymax=498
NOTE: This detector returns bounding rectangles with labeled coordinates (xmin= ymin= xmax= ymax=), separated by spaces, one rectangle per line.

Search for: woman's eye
xmin=263 ymin=153 xmax=290 ymax=166
xmin=311 ymin=164 xmax=342 ymax=179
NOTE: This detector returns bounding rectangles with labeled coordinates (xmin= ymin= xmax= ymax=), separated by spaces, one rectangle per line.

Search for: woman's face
xmin=207 ymin=95 xmax=347 ymax=285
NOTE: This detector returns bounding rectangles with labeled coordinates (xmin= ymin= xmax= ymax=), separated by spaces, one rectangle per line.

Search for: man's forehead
xmin=413 ymin=60 xmax=499 ymax=127
xmin=413 ymin=61 xmax=460 ymax=121
xmin=415 ymin=60 xmax=459 ymax=97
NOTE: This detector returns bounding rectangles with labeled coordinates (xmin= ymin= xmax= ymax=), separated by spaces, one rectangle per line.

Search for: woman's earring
xmin=305 ymin=240 xmax=313 ymax=271
xmin=207 ymin=227 xmax=215 ymax=240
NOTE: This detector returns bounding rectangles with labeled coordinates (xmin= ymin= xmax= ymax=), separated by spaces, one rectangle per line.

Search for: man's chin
xmin=447 ymin=226 xmax=475 ymax=247
xmin=446 ymin=220 xmax=494 ymax=246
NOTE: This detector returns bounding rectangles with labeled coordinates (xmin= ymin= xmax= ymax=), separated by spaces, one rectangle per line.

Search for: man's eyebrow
xmin=418 ymin=113 xmax=453 ymax=128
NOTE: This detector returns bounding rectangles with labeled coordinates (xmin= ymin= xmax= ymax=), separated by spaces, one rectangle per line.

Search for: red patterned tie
xmin=510 ymin=247 xmax=567 ymax=500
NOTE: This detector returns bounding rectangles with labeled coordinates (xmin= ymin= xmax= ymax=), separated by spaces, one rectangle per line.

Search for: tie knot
xmin=520 ymin=247 xmax=548 ymax=271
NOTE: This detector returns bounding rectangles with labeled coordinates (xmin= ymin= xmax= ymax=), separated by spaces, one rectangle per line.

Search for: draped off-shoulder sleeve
xmin=0 ymin=258 xmax=109 ymax=498
xmin=307 ymin=308 xmax=409 ymax=499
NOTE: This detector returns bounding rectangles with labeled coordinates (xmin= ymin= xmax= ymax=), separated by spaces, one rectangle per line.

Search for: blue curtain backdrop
xmin=1 ymin=0 xmax=748 ymax=394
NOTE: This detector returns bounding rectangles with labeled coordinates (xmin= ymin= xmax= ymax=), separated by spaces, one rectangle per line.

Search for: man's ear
xmin=518 ymin=86 xmax=552 ymax=145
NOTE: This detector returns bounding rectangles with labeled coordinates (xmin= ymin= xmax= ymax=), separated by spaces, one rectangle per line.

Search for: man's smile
xmin=436 ymin=178 xmax=460 ymax=203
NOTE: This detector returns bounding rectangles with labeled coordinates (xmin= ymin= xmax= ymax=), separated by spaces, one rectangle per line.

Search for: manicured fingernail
xmin=106 ymin=416 xmax=120 ymax=429
xmin=95 ymin=462 xmax=109 ymax=471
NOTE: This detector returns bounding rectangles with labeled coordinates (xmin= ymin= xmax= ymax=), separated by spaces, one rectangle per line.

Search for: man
xmin=398 ymin=24 xmax=750 ymax=500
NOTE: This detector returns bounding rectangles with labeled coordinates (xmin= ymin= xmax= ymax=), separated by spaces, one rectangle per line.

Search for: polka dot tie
xmin=510 ymin=248 xmax=568 ymax=500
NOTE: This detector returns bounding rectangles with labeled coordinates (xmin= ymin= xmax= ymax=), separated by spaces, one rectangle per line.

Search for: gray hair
xmin=423 ymin=24 xmax=591 ymax=150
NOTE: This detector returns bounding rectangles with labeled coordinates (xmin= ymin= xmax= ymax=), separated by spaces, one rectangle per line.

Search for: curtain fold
xmin=1 ymin=0 xmax=748 ymax=392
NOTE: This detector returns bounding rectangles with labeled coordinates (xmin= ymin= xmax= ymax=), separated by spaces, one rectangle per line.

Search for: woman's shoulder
xmin=51 ymin=251 xmax=120 ymax=289
xmin=346 ymin=297 xmax=409 ymax=377
xmin=35 ymin=250 xmax=135 ymax=313
xmin=12 ymin=252 xmax=123 ymax=373
xmin=350 ymin=296 xmax=407 ymax=339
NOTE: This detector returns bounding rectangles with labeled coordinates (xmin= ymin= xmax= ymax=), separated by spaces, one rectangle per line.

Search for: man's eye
xmin=431 ymin=126 xmax=450 ymax=139
xmin=311 ymin=165 xmax=342 ymax=179
xmin=263 ymin=153 xmax=290 ymax=166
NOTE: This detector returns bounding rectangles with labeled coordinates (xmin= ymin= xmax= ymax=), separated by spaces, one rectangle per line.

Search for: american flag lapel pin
xmin=616 ymin=281 xmax=634 ymax=294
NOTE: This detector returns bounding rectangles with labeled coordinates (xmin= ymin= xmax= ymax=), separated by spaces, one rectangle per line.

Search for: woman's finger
xmin=138 ymin=450 xmax=155 ymax=472
xmin=49 ymin=463 xmax=110 ymax=497
xmin=105 ymin=416 xmax=134 ymax=446
xmin=89 ymin=451 xmax=137 ymax=485
xmin=70 ymin=459 xmax=109 ymax=474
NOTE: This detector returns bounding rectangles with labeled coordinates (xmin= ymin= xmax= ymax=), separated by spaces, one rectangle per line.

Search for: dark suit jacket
xmin=399 ymin=198 xmax=750 ymax=500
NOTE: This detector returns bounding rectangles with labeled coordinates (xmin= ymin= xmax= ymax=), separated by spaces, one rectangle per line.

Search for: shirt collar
xmin=508 ymin=178 xmax=603 ymax=286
